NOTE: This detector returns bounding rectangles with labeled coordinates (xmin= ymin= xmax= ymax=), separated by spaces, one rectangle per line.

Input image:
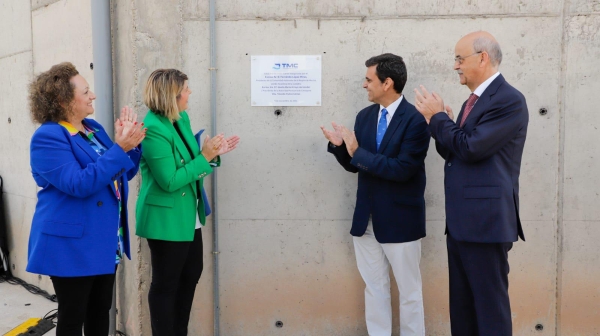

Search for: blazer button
xmin=97 ymin=201 xmax=103 ymax=206
xmin=181 ymin=159 xmax=185 ymax=164
xmin=182 ymin=192 xmax=186 ymax=197
xmin=448 ymin=162 xmax=452 ymax=167
xmin=198 ymin=175 xmax=202 ymax=179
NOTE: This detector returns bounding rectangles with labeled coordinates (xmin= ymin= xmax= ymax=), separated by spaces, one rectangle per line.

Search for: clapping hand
xmin=414 ymin=85 xmax=446 ymax=123
xmin=115 ymin=106 xmax=146 ymax=152
xmin=337 ymin=124 xmax=358 ymax=157
xmin=217 ymin=135 xmax=240 ymax=155
xmin=201 ymin=134 xmax=224 ymax=162
xmin=320 ymin=122 xmax=344 ymax=146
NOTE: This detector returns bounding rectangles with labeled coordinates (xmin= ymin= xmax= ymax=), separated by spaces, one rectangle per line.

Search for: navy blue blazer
xmin=27 ymin=118 xmax=141 ymax=277
xmin=328 ymin=98 xmax=430 ymax=243
xmin=430 ymin=75 xmax=528 ymax=243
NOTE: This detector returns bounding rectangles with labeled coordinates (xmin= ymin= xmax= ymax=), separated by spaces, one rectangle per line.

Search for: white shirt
xmin=472 ymin=72 xmax=501 ymax=104
xmin=378 ymin=95 xmax=403 ymax=129
xmin=195 ymin=200 xmax=202 ymax=229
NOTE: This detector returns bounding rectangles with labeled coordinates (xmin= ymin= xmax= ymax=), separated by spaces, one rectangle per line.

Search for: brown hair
xmin=28 ymin=62 xmax=79 ymax=124
xmin=143 ymin=69 xmax=188 ymax=122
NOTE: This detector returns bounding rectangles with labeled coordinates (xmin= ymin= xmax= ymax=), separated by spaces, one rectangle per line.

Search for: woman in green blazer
xmin=136 ymin=69 xmax=239 ymax=335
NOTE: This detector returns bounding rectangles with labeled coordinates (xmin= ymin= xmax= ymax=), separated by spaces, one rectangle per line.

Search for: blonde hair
xmin=143 ymin=69 xmax=188 ymax=122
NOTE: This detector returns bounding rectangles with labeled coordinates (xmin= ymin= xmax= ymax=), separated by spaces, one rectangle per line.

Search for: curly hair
xmin=29 ymin=62 xmax=79 ymax=124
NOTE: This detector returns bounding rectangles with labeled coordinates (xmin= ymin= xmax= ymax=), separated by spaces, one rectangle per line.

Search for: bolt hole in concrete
xmin=539 ymin=107 xmax=547 ymax=116
xmin=90 ymin=62 xmax=94 ymax=70
xmin=535 ymin=323 xmax=544 ymax=331
xmin=274 ymin=109 xmax=282 ymax=116
xmin=7 ymin=118 xmax=11 ymax=123
xmin=275 ymin=321 xmax=283 ymax=328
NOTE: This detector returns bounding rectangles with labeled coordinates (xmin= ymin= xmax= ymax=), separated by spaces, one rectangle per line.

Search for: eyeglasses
xmin=454 ymin=51 xmax=482 ymax=65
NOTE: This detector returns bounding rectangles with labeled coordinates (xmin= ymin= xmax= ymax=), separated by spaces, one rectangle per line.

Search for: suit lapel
xmin=158 ymin=112 xmax=199 ymax=199
xmin=73 ymin=136 xmax=101 ymax=162
xmin=175 ymin=117 xmax=200 ymax=158
xmin=59 ymin=120 xmax=121 ymax=200
xmin=58 ymin=121 xmax=101 ymax=162
xmin=461 ymin=74 xmax=506 ymax=129
xmin=88 ymin=122 xmax=114 ymax=150
xmin=378 ymin=98 xmax=406 ymax=153
xmin=158 ymin=115 xmax=193 ymax=163
xmin=85 ymin=123 xmax=121 ymax=200
xmin=362 ymin=105 xmax=379 ymax=153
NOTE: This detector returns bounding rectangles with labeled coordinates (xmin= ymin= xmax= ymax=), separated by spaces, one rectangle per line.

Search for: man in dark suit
xmin=414 ymin=31 xmax=529 ymax=335
xmin=321 ymin=53 xmax=430 ymax=335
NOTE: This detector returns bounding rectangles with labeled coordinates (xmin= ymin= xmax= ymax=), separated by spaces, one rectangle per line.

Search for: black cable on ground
xmin=0 ymin=273 xmax=57 ymax=302
xmin=43 ymin=308 xmax=58 ymax=321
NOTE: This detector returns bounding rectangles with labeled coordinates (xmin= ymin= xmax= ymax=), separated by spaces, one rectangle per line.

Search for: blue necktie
xmin=376 ymin=108 xmax=388 ymax=150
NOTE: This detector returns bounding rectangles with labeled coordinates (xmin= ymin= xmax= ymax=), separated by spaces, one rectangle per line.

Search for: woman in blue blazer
xmin=27 ymin=62 xmax=146 ymax=336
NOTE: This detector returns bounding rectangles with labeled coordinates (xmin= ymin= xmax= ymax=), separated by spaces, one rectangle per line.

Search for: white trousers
xmin=353 ymin=223 xmax=425 ymax=336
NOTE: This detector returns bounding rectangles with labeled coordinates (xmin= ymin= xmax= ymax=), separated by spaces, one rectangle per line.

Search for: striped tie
xmin=460 ymin=93 xmax=479 ymax=127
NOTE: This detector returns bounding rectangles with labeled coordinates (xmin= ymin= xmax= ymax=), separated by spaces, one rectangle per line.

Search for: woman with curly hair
xmin=26 ymin=62 xmax=145 ymax=336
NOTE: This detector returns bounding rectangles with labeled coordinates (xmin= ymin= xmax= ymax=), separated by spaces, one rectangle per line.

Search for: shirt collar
xmin=379 ymin=94 xmax=403 ymax=118
xmin=473 ymin=72 xmax=500 ymax=97
xmin=58 ymin=120 xmax=96 ymax=137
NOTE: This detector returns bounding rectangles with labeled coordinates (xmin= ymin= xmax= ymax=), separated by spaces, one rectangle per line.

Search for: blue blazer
xmin=328 ymin=98 xmax=430 ymax=243
xmin=430 ymin=75 xmax=529 ymax=243
xmin=27 ymin=118 xmax=141 ymax=277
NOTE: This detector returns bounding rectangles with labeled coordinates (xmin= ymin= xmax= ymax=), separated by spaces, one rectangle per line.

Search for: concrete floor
xmin=0 ymin=280 xmax=57 ymax=335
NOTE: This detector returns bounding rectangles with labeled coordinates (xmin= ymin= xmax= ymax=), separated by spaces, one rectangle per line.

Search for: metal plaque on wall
xmin=251 ymin=55 xmax=322 ymax=107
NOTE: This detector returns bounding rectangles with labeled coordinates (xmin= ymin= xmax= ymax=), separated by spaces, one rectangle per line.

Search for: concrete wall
xmin=1 ymin=0 xmax=599 ymax=335
xmin=0 ymin=0 xmax=95 ymax=298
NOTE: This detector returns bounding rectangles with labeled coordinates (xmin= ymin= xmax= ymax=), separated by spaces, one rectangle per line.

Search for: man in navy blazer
xmin=415 ymin=32 xmax=529 ymax=335
xmin=321 ymin=53 xmax=430 ymax=335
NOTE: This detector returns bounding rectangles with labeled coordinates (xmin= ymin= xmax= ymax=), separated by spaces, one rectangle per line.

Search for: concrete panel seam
xmin=29 ymin=1 xmax=35 ymax=74
xmin=182 ymin=13 xmax=562 ymax=22
xmin=31 ymin=0 xmax=62 ymax=12
xmin=555 ymin=0 xmax=571 ymax=335
xmin=568 ymin=12 xmax=600 ymax=16
xmin=2 ymin=192 xmax=36 ymax=201
xmin=126 ymin=1 xmax=144 ymax=334
xmin=179 ymin=0 xmax=185 ymax=70
xmin=0 ymin=49 xmax=33 ymax=61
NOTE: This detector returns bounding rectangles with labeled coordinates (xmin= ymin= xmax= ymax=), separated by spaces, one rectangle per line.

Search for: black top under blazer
xmin=328 ymin=98 xmax=430 ymax=244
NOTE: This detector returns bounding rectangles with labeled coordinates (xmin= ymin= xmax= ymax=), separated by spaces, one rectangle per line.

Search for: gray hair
xmin=473 ymin=37 xmax=502 ymax=67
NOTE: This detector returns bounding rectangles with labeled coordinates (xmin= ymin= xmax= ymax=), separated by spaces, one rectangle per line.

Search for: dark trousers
xmin=50 ymin=273 xmax=116 ymax=336
xmin=147 ymin=228 xmax=203 ymax=336
xmin=447 ymin=232 xmax=513 ymax=336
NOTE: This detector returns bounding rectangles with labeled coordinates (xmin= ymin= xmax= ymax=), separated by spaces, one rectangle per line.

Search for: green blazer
xmin=136 ymin=110 xmax=218 ymax=241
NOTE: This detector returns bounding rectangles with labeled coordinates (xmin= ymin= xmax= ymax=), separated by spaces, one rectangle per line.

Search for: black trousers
xmin=50 ymin=272 xmax=116 ymax=336
xmin=447 ymin=232 xmax=513 ymax=336
xmin=147 ymin=228 xmax=203 ymax=336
